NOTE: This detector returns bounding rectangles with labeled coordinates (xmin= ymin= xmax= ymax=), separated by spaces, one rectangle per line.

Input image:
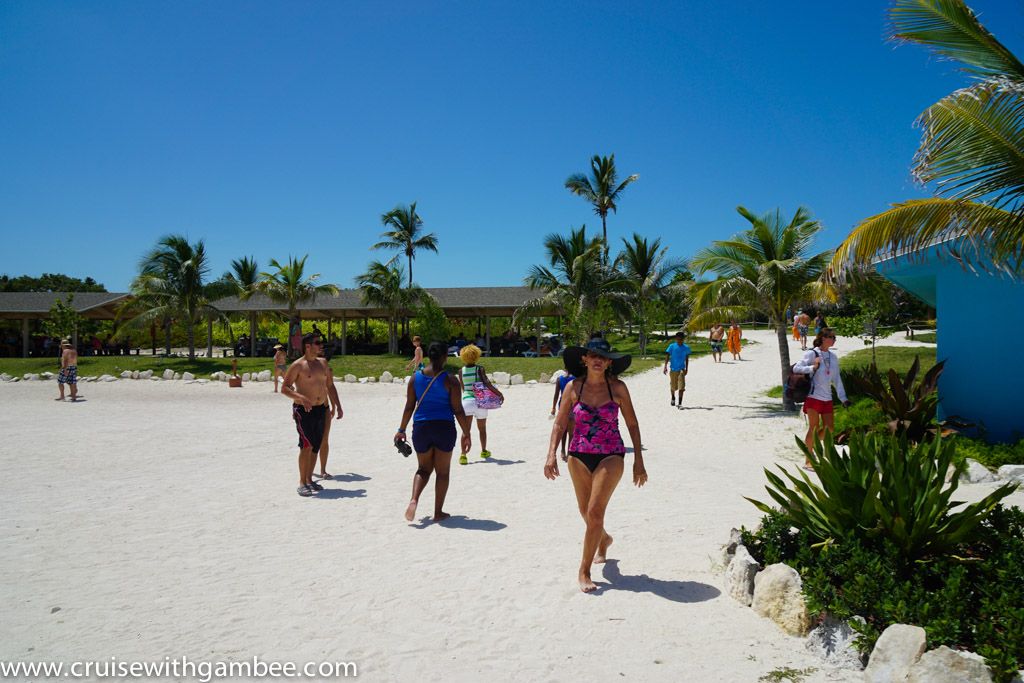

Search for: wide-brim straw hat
xmin=563 ymin=338 xmax=631 ymax=377
xmin=60 ymin=339 xmax=71 ymax=347
xmin=272 ymin=344 xmax=284 ymax=350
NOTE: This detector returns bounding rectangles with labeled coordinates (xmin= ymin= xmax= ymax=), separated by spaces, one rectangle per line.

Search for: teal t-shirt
xmin=666 ymin=342 xmax=691 ymax=372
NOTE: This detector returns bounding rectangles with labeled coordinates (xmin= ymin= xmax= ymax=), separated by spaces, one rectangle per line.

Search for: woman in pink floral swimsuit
xmin=545 ymin=337 xmax=646 ymax=593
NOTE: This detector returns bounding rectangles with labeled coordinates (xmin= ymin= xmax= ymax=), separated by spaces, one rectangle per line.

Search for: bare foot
xmin=404 ymin=500 xmax=417 ymax=522
xmin=594 ymin=534 xmax=613 ymax=564
xmin=578 ymin=571 xmax=597 ymax=593
xmin=433 ymin=511 xmax=451 ymax=522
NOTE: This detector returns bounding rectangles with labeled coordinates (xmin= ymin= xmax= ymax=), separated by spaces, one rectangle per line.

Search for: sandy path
xmin=1 ymin=330 xmax=1017 ymax=682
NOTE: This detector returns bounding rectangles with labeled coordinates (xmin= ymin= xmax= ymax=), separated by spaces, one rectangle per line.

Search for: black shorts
xmin=412 ymin=420 xmax=457 ymax=454
xmin=293 ymin=404 xmax=327 ymax=454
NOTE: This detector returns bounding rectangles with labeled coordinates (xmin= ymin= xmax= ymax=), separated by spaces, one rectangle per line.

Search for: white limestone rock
xmin=101 ymin=374 xmax=118 ymax=382
xmin=805 ymin=615 xmax=864 ymax=670
xmin=751 ymin=563 xmax=811 ymax=636
xmin=358 ymin=377 xmax=368 ymax=384
xmin=380 ymin=371 xmax=394 ymax=383
xmin=491 ymin=371 xmax=510 ymax=385
xmin=538 ymin=372 xmax=551 ymax=384
xmin=41 ymin=371 xmax=54 ymax=380
xmin=997 ymin=464 xmax=1024 ymax=483
xmin=367 ymin=376 xmax=377 ymax=383
xmin=120 ymin=371 xmax=133 ymax=379
xmin=906 ymin=646 xmax=992 ymax=683
xmin=258 ymin=369 xmax=272 ymax=381
xmin=549 ymin=369 xmax=566 ymax=384
xmin=172 ymin=372 xmax=181 ymax=380
xmin=527 ymin=379 xmax=538 ymax=385
xmin=139 ymin=369 xmax=153 ymax=379
xmin=719 ymin=528 xmax=743 ymax=568
xmin=864 ymin=624 xmax=927 ymax=683
xmin=724 ymin=544 xmax=759 ymax=606
xmin=131 ymin=370 xmax=140 ymax=379
xmin=962 ymin=459 xmax=996 ymax=484
xmin=195 ymin=379 xmax=209 ymax=385
xmin=344 ymin=374 xmax=357 ymax=383
xmin=24 ymin=373 xmax=40 ymax=381
xmin=241 ymin=372 xmax=250 ymax=382
xmin=164 ymin=369 xmax=175 ymax=380
xmin=181 ymin=371 xmax=194 ymax=381
xmin=393 ymin=377 xmax=404 ymax=384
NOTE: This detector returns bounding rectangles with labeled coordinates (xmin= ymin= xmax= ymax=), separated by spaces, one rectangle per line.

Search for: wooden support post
xmin=22 ymin=318 xmax=29 ymax=358
xmin=485 ymin=316 xmax=491 ymax=354
xmin=249 ymin=312 xmax=257 ymax=357
xmin=206 ymin=317 xmax=214 ymax=358
xmin=341 ymin=314 xmax=347 ymax=356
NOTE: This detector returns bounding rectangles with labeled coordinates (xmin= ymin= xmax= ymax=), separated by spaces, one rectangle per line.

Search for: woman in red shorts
xmin=792 ymin=328 xmax=850 ymax=469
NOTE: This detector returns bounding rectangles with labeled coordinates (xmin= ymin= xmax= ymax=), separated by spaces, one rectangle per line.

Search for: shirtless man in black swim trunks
xmin=281 ymin=332 xmax=332 ymax=497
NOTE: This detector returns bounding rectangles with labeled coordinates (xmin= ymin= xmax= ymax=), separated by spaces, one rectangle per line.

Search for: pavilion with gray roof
xmin=1 ymin=287 xmax=556 ymax=357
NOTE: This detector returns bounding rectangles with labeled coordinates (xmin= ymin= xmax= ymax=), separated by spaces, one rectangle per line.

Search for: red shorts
xmin=803 ymin=397 xmax=834 ymax=415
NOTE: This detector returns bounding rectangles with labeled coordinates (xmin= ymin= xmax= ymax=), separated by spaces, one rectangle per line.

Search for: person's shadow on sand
xmin=594 ymin=560 xmax=720 ymax=603
xmin=314 ymin=488 xmax=367 ymax=500
xmin=474 ymin=458 xmax=525 ymax=466
xmin=330 ymin=472 xmax=371 ymax=482
xmin=410 ymin=515 xmax=507 ymax=531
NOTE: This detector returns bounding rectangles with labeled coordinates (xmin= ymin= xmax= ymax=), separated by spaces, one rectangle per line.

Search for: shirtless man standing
xmin=56 ymin=339 xmax=79 ymax=401
xmin=709 ymin=323 xmax=725 ymax=363
xmin=281 ymin=333 xmax=332 ymax=497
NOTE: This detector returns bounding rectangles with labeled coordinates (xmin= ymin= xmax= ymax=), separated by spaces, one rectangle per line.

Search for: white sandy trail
xmin=0 ymin=330 xmax=1017 ymax=682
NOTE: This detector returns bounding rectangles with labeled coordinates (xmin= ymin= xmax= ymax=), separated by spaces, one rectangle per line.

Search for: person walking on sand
xmin=405 ymin=335 xmax=424 ymax=372
xmin=314 ymin=346 xmax=344 ymax=480
xmin=551 ymin=371 xmax=576 ymax=461
xmin=726 ymin=320 xmax=743 ymax=361
xmin=395 ymin=342 xmax=472 ymax=523
xmin=272 ymin=344 xmax=287 ymax=393
xmin=663 ymin=331 xmax=691 ymax=408
xmin=545 ymin=338 xmax=646 ymax=593
xmin=709 ymin=323 xmax=725 ymax=363
xmin=797 ymin=311 xmax=810 ymax=350
xmin=56 ymin=339 xmax=78 ymax=401
xmin=792 ymin=328 xmax=850 ymax=470
xmin=457 ymin=344 xmax=503 ymax=465
xmin=281 ymin=333 xmax=332 ymax=497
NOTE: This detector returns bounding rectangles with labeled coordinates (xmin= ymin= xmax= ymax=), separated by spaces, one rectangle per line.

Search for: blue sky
xmin=1 ymin=0 xmax=1021 ymax=291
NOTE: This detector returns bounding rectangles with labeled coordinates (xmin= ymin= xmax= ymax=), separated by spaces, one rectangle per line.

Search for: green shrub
xmin=828 ymin=314 xmax=893 ymax=339
xmin=748 ymin=433 xmax=1019 ymax=561
xmin=953 ymin=436 xmax=1024 ymax=470
xmin=833 ymin=397 xmax=887 ymax=436
xmin=742 ymin=506 xmax=1024 ymax=681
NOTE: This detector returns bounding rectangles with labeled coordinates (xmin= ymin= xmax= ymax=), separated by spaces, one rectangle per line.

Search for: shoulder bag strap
xmin=412 ymin=371 xmax=443 ymax=419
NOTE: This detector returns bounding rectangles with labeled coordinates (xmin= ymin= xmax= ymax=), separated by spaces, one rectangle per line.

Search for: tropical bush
xmin=747 ymin=433 xmax=1018 ymax=560
xmin=742 ymin=506 xmax=1024 ymax=682
xmin=952 ymin=435 xmax=1024 ymax=471
xmin=827 ymin=314 xmax=893 ymax=340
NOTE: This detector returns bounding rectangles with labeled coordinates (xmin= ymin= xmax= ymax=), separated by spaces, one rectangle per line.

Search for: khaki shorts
xmin=669 ymin=370 xmax=686 ymax=392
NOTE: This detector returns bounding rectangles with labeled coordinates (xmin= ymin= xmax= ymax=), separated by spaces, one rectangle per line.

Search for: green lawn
xmin=912 ymin=331 xmax=937 ymax=344
xmin=841 ymin=345 xmax=937 ymax=375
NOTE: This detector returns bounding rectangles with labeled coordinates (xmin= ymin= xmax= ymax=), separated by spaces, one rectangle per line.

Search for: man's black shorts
xmin=293 ymin=403 xmax=328 ymax=454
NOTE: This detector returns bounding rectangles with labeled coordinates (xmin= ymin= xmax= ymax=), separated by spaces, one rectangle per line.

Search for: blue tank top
xmin=413 ymin=370 xmax=453 ymax=422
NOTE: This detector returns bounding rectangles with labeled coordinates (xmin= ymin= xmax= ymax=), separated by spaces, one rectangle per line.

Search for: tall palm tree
xmin=354 ymin=258 xmax=426 ymax=354
xmin=689 ymin=207 xmax=834 ymax=410
xmin=613 ymin=233 xmax=686 ymax=356
xmin=255 ymin=255 xmax=339 ymax=358
xmin=129 ymin=235 xmax=222 ymax=361
xmin=565 ymin=154 xmax=639 ymax=263
xmin=517 ymin=225 xmax=627 ymax=343
xmin=372 ymin=202 xmax=439 ymax=288
xmin=831 ymin=0 xmax=1024 ymax=277
xmin=210 ymin=256 xmax=260 ymax=355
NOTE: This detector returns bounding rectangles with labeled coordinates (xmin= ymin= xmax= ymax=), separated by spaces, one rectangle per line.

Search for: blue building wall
xmin=877 ymin=246 xmax=1024 ymax=443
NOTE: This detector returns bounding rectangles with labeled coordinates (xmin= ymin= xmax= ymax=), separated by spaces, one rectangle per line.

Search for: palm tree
xmin=565 ymin=154 xmax=639 ymax=263
xmin=354 ymin=258 xmax=426 ymax=354
xmin=517 ymin=226 xmax=627 ymax=343
xmin=129 ymin=235 xmax=222 ymax=361
xmin=689 ymin=207 xmax=834 ymax=410
xmin=831 ymin=0 xmax=1024 ymax=277
xmin=255 ymin=255 xmax=339 ymax=358
xmin=372 ymin=202 xmax=439 ymax=288
xmin=613 ymin=233 xmax=686 ymax=356
xmin=211 ymin=256 xmax=260 ymax=355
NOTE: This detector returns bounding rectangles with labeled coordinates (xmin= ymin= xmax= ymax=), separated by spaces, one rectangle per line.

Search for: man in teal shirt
xmin=663 ymin=331 xmax=692 ymax=408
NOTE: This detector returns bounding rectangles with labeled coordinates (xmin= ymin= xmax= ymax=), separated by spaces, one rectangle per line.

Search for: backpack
xmin=787 ymin=350 xmax=818 ymax=403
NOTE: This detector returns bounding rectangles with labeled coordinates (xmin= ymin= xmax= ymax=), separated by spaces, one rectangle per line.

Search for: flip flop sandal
xmin=297 ymin=485 xmax=313 ymax=497
xmin=309 ymin=481 xmax=324 ymax=491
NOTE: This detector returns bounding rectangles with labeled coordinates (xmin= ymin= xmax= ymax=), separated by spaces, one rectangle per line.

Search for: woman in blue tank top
xmin=395 ymin=341 xmax=472 ymax=523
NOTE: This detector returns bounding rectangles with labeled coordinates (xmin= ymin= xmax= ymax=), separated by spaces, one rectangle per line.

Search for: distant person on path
xmin=663 ymin=331 xmax=692 ymax=407
xmin=726 ymin=321 xmax=743 ymax=361
xmin=289 ymin=320 xmax=302 ymax=357
xmin=56 ymin=339 xmax=78 ymax=401
xmin=281 ymin=333 xmax=332 ymax=497
xmin=395 ymin=342 xmax=472 ymax=523
xmin=545 ymin=338 xmax=645 ymax=593
xmin=792 ymin=328 xmax=850 ymax=470
xmin=814 ymin=312 xmax=827 ymax=337
xmin=315 ymin=348 xmax=344 ymax=480
xmin=551 ymin=371 xmax=576 ymax=461
xmin=272 ymin=344 xmax=287 ymax=393
xmin=405 ymin=335 xmax=424 ymax=372
xmin=457 ymin=344 xmax=503 ymax=465
xmin=709 ymin=323 xmax=725 ymax=363
xmin=796 ymin=311 xmax=810 ymax=350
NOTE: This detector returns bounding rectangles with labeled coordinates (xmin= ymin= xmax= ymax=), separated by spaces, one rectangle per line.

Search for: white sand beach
xmin=2 ymin=330 xmax=1019 ymax=681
